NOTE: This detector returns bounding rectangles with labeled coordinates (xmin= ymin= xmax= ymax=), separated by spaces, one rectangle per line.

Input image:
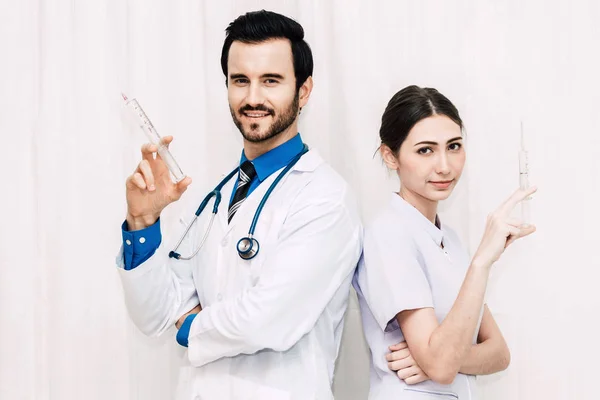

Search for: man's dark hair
xmin=221 ymin=10 xmax=313 ymax=91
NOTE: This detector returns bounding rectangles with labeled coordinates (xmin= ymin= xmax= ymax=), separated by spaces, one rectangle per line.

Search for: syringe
xmin=519 ymin=121 xmax=531 ymax=226
xmin=122 ymin=93 xmax=185 ymax=183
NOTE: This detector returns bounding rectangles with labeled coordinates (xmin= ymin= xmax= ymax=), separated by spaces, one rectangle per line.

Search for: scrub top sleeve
xmin=360 ymin=227 xmax=433 ymax=332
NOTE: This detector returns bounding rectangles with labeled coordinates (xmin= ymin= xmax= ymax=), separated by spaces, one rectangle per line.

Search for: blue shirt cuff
xmin=176 ymin=314 xmax=197 ymax=347
xmin=121 ymin=219 xmax=162 ymax=270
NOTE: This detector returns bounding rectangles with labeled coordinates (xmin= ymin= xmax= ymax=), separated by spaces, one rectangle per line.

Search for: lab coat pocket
xmin=403 ymin=388 xmax=458 ymax=399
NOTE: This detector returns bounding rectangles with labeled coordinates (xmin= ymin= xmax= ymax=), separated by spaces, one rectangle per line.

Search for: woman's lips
xmin=429 ymin=180 xmax=454 ymax=189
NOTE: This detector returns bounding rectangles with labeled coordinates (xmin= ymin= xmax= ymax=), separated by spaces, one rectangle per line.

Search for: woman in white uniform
xmin=353 ymin=85 xmax=537 ymax=399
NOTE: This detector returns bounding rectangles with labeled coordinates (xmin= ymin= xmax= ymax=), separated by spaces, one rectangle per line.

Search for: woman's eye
xmin=448 ymin=143 xmax=462 ymax=151
xmin=417 ymin=147 xmax=433 ymax=155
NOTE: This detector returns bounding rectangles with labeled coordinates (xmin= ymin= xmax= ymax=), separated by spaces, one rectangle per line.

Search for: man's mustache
xmin=239 ymin=104 xmax=275 ymax=115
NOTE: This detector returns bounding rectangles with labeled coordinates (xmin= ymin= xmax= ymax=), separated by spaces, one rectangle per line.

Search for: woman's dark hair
xmin=380 ymin=85 xmax=463 ymax=154
xmin=221 ymin=10 xmax=313 ymax=91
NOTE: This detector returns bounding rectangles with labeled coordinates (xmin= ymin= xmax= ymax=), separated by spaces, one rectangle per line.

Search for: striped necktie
xmin=228 ymin=160 xmax=257 ymax=223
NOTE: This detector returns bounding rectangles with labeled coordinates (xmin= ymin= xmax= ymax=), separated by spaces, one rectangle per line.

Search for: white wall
xmin=1 ymin=0 xmax=598 ymax=399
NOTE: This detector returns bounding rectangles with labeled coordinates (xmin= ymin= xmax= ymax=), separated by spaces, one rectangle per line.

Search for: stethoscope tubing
xmin=169 ymin=145 xmax=308 ymax=261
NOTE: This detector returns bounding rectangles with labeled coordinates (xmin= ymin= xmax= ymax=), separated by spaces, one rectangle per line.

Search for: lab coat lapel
xmin=216 ymin=175 xmax=235 ymax=234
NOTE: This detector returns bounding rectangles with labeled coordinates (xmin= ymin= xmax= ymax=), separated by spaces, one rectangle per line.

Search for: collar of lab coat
xmin=389 ymin=193 xmax=444 ymax=247
xmin=287 ymin=147 xmax=321 ymax=172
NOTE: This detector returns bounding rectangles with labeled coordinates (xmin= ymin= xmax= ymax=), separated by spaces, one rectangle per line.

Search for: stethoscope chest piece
xmin=237 ymin=236 xmax=260 ymax=260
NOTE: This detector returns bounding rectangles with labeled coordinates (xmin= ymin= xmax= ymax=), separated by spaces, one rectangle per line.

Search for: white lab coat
xmin=116 ymin=149 xmax=363 ymax=400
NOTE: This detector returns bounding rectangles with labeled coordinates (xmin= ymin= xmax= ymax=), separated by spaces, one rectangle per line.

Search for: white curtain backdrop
xmin=1 ymin=0 xmax=599 ymax=399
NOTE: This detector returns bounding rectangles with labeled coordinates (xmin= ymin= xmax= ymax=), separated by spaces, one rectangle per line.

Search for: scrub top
xmin=353 ymin=193 xmax=482 ymax=400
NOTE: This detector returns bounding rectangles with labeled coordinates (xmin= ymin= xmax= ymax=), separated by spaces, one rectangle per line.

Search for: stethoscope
xmin=168 ymin=144 xmax=309 ymax=261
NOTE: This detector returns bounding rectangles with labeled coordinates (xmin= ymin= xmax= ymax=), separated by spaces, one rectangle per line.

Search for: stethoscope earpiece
xmin=237 ymin=236 xmax=260 ymax=260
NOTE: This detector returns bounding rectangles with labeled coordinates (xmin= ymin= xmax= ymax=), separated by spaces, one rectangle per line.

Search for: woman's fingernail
xmin=149 ymin=184 xmax=155 ymax=191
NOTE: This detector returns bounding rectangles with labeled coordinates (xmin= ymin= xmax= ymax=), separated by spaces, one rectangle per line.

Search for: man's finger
xmin=154 ymin=136 xmax=174 ymax=161
xmin=175 ymin=303 xmax=201 ymax=329
xmin=175 ymin=176 xmax=193 ymax=194
xmin=160 ymin=135 xmax=173 ymax=147
xmin=141 ymin=143 xmax=158 ymax=161
xmin=138 ymin=160 xmax=156 ymax=191
xmin=130 ymin=172 xmax=146 ymax=190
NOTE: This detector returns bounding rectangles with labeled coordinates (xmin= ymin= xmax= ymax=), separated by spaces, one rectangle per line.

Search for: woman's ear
xmin=380 ymin=145 xmax=399 ymax=170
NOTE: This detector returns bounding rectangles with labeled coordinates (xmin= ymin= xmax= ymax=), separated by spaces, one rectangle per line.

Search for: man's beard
xmin=230 ymin=92 xmax=300 ymax=143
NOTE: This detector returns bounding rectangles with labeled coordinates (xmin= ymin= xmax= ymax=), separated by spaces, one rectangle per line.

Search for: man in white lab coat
xmin=117 ymin=10 xmax=362 ymax=400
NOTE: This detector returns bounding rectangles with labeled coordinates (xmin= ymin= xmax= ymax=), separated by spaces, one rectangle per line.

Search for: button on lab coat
xmin=116 ymin=150 xmax=363 ymax=400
